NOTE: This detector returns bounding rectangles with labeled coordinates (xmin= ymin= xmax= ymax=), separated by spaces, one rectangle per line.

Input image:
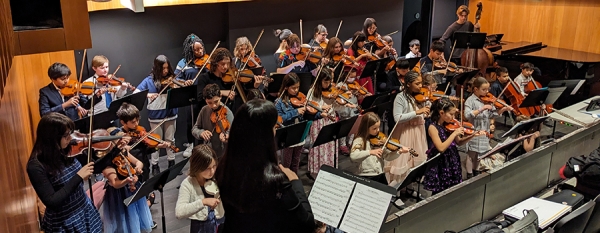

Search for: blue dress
xmin=102 ymin=166 xmax=153 ymax=233
xmin=41 ymin=160 xmax=103 ymax=232
xmin=423 ymin=123 xmax=463 ymax=193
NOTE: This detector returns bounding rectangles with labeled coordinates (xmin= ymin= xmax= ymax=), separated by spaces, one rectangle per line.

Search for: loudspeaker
xmin=74 ymin=50 xmax=91 ymax=80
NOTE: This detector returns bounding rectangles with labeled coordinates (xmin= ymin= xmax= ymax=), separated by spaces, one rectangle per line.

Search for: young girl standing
xmin=423 ymin=98 xmax=480 ymax=194
xmin=387 ymin=71 xmax=429 ymax=186
xmin=176 ymin=145 xmax=225 ymax=233
xmin=307 ymin=68 xmax=335 ymax=178
xmin=26 ymin=113 xmax=102 ymax=232
xmin=464 ymin=77 xmax=510 ymax=178
xmin=346 ymin=31 xmax=375 ymax=96
xmin=101 ymin=136 xmax=153 ymax=233
xmin=351 ymin=112 xmax=408 ymax=184
xmin=136 ymin=55 xmax=178 ymax=174
xmin=275 ymin=73 xmax=321 ymax=173
xmin=334 ymin=67 xmax=361 ymax=154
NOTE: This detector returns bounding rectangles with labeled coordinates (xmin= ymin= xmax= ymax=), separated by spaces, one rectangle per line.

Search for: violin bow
xmin=129 ymin=118 xmax=168 ymax=150
xmin=299 ymin=19 xmax=303 ymax=45
xmin=239 ymin=29 xmax=264 ymax=71
xmin=335 ymin=20 xmax=343 ymax=38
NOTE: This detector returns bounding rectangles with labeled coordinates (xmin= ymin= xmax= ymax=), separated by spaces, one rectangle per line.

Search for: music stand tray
xmin=74 ymin=110 xmax=117 ymax=133
xmin=391 ymin=153 xmax=441 ymax=205
xmin=453 ymin=32 xmax=487 ymax=49
xmin=166 ymin=85 xmax=198 ymax=109
xmin=406 ymin=57 xmax=421 ymax=70
xmin=478 ymin=134 xmax=534 ymax=160
xmin=449 ymin=69 xmax=480 ymax=86
xmin=275 ymin=121 xmax=309 ymax=150
xmin=520 ymin=89 xmax=549 ymax=108
xmin=544 ymin=87 xmax=566 ymax=105
xmin=360 ymin=91 xmax=396 ymax=110
xmin=501 ymin=116 xmax=549 ymax=138
xmin=296 ymin=72 xmax=315 ymax=95
xmin=313 ymin=116 xmax=358 ymax=148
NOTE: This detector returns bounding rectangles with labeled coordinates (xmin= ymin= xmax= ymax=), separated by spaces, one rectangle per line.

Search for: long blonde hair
xmin=234 ymin=37 xmax=252 ymax=59
xmin=354 ymin=112 xmax=380 ymax=151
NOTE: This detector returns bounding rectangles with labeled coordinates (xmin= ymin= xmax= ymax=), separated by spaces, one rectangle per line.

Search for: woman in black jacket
xmin=215 ymin=99 xmax=315 ymax=233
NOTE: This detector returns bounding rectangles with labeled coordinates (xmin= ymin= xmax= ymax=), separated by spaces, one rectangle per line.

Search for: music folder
xmin=308 ymin=165 xmax=396 ymax=233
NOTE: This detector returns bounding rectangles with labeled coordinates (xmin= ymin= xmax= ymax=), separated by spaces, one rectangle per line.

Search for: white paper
xmin=339 ymin=183 xmax=392 ymax=233
xmin=308 ymin=171 xmax=356 ymax=227
xmin=147 ymin=94 xmax=168 ymax=110
xmin=571 ymin=80 xmax=585 ymax=95
xmin=503 ymin=197 xmax=571 ymax=229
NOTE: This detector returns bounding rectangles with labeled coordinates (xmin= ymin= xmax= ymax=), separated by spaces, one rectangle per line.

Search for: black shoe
xmin=473 ymin=170 xmax=480 ymax=176
xmin=152 ymin=221 xmax=157 ymax=229
xmin=466 ymin=173 xmax=473 ymax=180
xmin=152 ymin=165 xmax=160 ymax=176
xmin=168 ymin=160 xmax=175 ymax=168
xmin=306 ymin=173 xmax=315 ymax=181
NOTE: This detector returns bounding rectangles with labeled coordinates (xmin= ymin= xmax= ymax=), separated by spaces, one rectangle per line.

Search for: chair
xmin=549 ymin=200 xmax=595 ymax=233
xmin=583 ymin=194 xmax=600 ymax=233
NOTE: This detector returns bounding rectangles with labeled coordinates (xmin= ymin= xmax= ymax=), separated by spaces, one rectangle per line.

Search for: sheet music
xmin=308 ymin=171 xmax=356 ymax=227
xmin=572 ymin=80 xmax=585 ymax=95
xmin=339 ymin=183 xmax=391 ymax=233
xmin=147 ymin=94 xmax=167 ymax=110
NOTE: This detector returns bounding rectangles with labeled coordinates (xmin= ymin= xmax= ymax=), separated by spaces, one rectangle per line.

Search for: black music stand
xmin=297 ymin=72 xmax=316 ymax=94
xmin=453 ymin=32 xmax=487 ymax=50
xmin=74 ymin=110 xmax=118 ymax=133
xmin=108 ymin=90 xmax=148 ymax=114
xmin=478 ymin=134 xmax=534 ymax=161
xmin=407 ymin=57 xmax=421 ymax=70
xmin=275 ymin=121 xmax=309 ymax=150
xmin=166 ymin=85 xmax=198 ymax=109
xmin=501 ymin=116 xmax=549 ymax=138
xmin=548 ymin=80 xmax=585 ymax=108
xmin=124 ymin=158 xmax=189 ymax=233
xmin=267 ymin=73 xmax=285 ymax=94
xmin=312 ymin=116 xmax=359 ymax=168
xmin=519 ymin=89 xmax=549 ymax=109
xmin=361 ymin=57 xmax=392 ymax=94
xmin=360 ymin=91 xmax=396 ymax=110
xmin=391 ymin=153 xmax=441 ymax=207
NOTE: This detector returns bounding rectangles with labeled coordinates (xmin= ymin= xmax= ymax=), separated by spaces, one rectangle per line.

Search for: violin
xmin=322 ymin=85 xmax=341 ymax=99
xmin=68 ymin=129 xmax=123 ymax=157
xmin=415 ymin=87 xmax=459 ymax=103
xmin=241 ymin=52 xmax=262 ymax=68
xmin=444 ymin=119 xmax=492 ymax=138
xmin=357 ymin=48 xmax=378 ymax=61
xmin=210 ymin=106 xmax=230 ymax=134
xmin=126 ymin=126 xmax=180 ymax=152
xmin=369 ymin=132 xmax=418 ymax=156
xmin=60 ymin=79 xmax=117 ymax=97
xmin=347 ymin=81 xmax=370 ymax=96
xmin=160 ymin=76 xmax=186 ymax=89
xmin=295 ymin=44 xmax=322 ymax=64
xmin=480 ymin=93 xmax=511 ymax=110
xmin=276 ymin=115 xmax=284 ymax=128
xmin=194 ymin=54 xmax=211 ymax=70
xmin=290 ymin=92 xmax=307 ymax=108
xmin=111 ymin=153 xmax=137 ymax=192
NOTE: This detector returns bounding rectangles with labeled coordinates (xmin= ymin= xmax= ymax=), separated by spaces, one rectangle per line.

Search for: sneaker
xmin=301 ymin=148 xmax=309 ymax=154
xmin=152 ymin=165 xmax=160 ymax=176
xmin=183 ymin=143 xmax=193 ymax=158
xmin=152 ymin=221 xmax=157 ymax=229
xmin=168 ymin=160 xmax=175 ymax=168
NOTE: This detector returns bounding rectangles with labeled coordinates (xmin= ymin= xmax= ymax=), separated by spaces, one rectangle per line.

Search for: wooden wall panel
xmin=87 ymin=0 xmax=249 ymax=12
xmin=469 ymin=0 xmax=600 ymax=54
xmin=0 ymin=51 xmax=75 ymax=233
xmin=0 ymin=0 xmax=15 ymax=101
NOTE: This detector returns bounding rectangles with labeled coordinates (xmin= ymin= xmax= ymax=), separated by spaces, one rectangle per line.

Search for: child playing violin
xmin=192 ymin=84 xmax=234 ymax=159
xmin=346 ymin=31 xmax=376 ymax=96
xmin=233 ymin=37 xmax=266 ymax=89
xmin=334 ymin=67 xmax=361 ymax=155
xmin=307 ymin=68 xmax=336 ymax=179
xmin=100 ymin=129 xmax=154 ymax=233
xmin=175 ymin=145 xmax=224 ymax=233
xmin=275 ymin=73 xmax=324 ymax=173
xmin=178 ymin=33 xmax=207 ymax=83
xmin=321 ymin=37 xmax=345 ymax=68
xmin=423 ymin=98 xmax=482 ymax=195
xmin=386 ymin=58 xmax=410 ymax=93
xmin=414 ymin=40 xmax=446 ymax=84
xmin=464 ymin=77 xmax=512 ymax=179
xmin=197 ymin=48 xmax=236 ymax=111
xmin=388 ymin=71 xmax=429 ymax=189
xmin=84 ymin=55 xmax=131 ymax=115
xmin=351 ymin=112 xmax=408 ymax=184
xmin=276 ymin=33 xmax=317 ymax=74
xmin=136 ymin=55 xmax=178 ymax=175
xmin=39 ymin=62 xmax=98 ymax=121
xmin=362 ymin=18 xmax=388 ymax=59
xmin=308 ymin=24 xmax=328 ymax=51
xmin=27 ymin=113 xmax=102 ymax=232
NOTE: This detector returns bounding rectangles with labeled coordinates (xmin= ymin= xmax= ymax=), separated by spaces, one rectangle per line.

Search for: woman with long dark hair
xmin=215 ymin=99 xmax=315 ymax=233
xmin=26 ymin=113 xmax=102 ymax=232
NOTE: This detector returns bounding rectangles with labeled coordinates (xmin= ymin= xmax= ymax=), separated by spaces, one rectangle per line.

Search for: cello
xmin=460 ymin=2 xmax=494 ymax=77
xmin=503 ymin=77 xmax=536 ymax=117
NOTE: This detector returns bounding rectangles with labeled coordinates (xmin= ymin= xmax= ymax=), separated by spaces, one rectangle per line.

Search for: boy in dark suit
xmin=38 ymin=62 xmax=102 ymax=120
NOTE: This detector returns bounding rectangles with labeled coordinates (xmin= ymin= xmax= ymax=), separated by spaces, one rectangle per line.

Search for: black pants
xmin=186 ymin=105 xmax=200 ymax=145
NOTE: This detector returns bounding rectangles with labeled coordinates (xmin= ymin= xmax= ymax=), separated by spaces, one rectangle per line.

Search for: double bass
xmin=460 ymin=2 xmax=494 ymax=77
